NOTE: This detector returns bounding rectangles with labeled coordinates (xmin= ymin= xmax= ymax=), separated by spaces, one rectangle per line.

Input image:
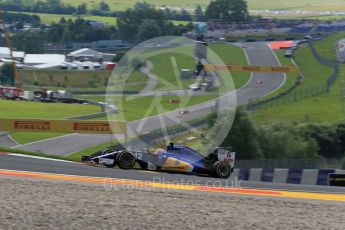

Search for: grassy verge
xmin=250 ymin=72 xmax=345 ymax=123
xmin=0 ymin=99 xmax=99 ymax=119
xmin=22 ymin=69 xmax=148 ymax=92
xmin=22 ymin=69 xmax=111 ymax=88
xmin=0 ymin=99 xmax=99 ymax=144
xmin=20 ymin=11 xmax=118 ymax=25
xmin=293 ymin=44 xmax=333 ymax=92
xmin=149 ymin=52 xmax=195 ymax=90
xmin=314 ymin=32 xmax=345 ymax=60
xmin=0 ymin=147 xmax=69 ymax=161
xmin=120 ymin=95 xmax=218 ymax=121
xmin=78 ymin=95 xmax=218 ymax=121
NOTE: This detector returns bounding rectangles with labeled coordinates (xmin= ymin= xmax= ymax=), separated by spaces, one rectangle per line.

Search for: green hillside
xmin=53 ymin=0 xmax=345 ymax=12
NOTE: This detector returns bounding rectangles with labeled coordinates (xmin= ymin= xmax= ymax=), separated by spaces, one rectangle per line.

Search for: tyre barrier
xmin=229 ymin=168 xmax=345 ymax=186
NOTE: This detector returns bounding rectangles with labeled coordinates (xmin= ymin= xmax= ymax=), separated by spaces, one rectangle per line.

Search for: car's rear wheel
xmin=117 ymin=151 xmax=136 ymax=169
xmin=212 ymin=161 xmax=232 ymax=179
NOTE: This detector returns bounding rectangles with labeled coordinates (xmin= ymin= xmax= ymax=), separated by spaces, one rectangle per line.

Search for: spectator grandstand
xmin=204 ymin=19 xmax=345 ymax=38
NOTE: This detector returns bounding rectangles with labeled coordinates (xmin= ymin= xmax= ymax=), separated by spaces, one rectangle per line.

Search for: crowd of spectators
xmin=205 ymin=19 xmax=345 ymax=37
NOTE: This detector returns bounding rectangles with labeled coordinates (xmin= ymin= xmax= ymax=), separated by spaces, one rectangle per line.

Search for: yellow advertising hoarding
xmin=0 ymin=119 xmax=127 ymax=134
xmin=204 ymin=64 xmax=300 ymax=73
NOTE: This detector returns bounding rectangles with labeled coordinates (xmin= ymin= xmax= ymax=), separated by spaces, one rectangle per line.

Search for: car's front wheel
xmin=116 ymin=151 xmax=136 ymax=169
xmin=212 ymin=161 xmax=232 ymax=179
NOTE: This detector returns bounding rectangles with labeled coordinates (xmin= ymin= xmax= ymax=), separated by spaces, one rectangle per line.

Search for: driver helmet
xmin=154 ymin=148 xmax=166 ymax=155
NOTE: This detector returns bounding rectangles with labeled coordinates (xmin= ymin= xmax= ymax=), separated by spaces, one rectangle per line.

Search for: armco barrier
xmin=232 ymin=168 xmax=345 ymax=186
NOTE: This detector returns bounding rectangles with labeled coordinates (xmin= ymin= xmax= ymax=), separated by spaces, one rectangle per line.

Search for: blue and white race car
xmin=82 ymin=142 xmax=236 ymax=178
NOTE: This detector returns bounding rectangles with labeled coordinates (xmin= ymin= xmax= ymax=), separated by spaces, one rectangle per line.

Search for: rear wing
xmin=215 ymin=148 xmax=236 ymax=168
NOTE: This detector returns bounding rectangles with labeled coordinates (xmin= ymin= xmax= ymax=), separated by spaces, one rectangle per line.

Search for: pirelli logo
xmin=204 ymin=64 xmax=299 ymax=73
xmin=214 ymin=65 xmax=229 ymax=71
xmin=14 ymin=121 xmax=51 ymax=131
xmin=0 ymin=119 xmax=126 ymax=134
xmin=242 ymin=66 xmax=261 ymax=72
xmin=271 ymin=67 xmax=290 ymax=72
xmin=74 ymin=123 xmax=111 ymax=132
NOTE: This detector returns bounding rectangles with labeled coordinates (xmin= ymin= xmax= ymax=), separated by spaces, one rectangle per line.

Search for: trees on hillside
xmin=0 ymin=1 xmax=114 ymax=16
xmin=257 ymin=122 xmax=319 ymax=159
xmin=117 ymin=4 xmax=193 ymax=42
xmin=77 ymin=3 xmax=87 ymax=15
xmin=1 ymin=64 xmax=14 ymax=79
xmin=12 ymin=17 xmax=117 ymax=50
xmin=2 ymin=12 xmax=41 ymax=27
xmin=117 ymin=4 xmax=164 ymax=41
xmin=205 ymin=0 xmax=248 ymax=22
xmin=99 ymin=1 xmax=110 ymax=12
xmin=137 ymin=20 xmax=162 ymax=41
xmin=220 ymin=109 xmax=263 ymax=159
xmin=12 ymin=31 xmax=45 ymax=53
xmin=213 ymin=108 xmax=345 ymax=161
xmin=194 ymin=5 xmax=206 ymax=22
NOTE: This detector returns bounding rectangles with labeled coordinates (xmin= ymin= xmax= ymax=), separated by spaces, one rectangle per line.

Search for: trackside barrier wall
xmin=0 ymin=118 xmax=127 ymax=134
xmin=235 ymin=168 xmax=345 ymax=186
xmin=204 ymin=64 xmax=299 ymax=73
xmin=272 ymin=169 xmax=289 ymax=183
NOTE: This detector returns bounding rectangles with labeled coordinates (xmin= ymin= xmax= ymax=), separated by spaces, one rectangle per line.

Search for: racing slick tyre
xmin=211 ymin=161 xmax=232 ymax=179
xmin=116 ymin=151 xmax=136 ymax=169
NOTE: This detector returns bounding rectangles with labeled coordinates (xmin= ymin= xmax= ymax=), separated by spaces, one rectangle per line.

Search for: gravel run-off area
xmin=0 ymin=177 xmax=345 ymax=230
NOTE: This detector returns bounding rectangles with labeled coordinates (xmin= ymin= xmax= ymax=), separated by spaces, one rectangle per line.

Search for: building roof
xmin=69 ymin=48 xmax=101 ymax=57
xmin=68 ymin=48 xmax=115 ymax=57
xmin=31 ymin=63 xmax=64 ymax=69
xmin=0 ymin=47 xmax=25 ymax=59
xmin=24 ymin=54 xmax=66 ymax=64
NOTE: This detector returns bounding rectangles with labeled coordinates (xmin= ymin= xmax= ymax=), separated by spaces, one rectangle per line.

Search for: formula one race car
xmin=82 ymin=142 xmax=236 ymax=179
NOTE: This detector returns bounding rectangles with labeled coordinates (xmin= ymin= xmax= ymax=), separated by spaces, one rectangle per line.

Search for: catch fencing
xmin=235 ymin=157 xmax=344 ymax=170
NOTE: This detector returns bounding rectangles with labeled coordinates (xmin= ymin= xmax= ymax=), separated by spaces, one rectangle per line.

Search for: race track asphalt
xmin=12 ymin=42 xmax=285 ymax=156
xmin=0 ymin=154 xmax=344 ymax=194
xmin=0 ymin=132 xmax=17 ymax=148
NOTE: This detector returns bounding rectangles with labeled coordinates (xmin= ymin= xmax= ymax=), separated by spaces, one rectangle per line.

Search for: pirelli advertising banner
xmin=204 ymin=64 xmax=300 ymax=73
xmin=0 ymin=119 xmax=127 ymax=134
